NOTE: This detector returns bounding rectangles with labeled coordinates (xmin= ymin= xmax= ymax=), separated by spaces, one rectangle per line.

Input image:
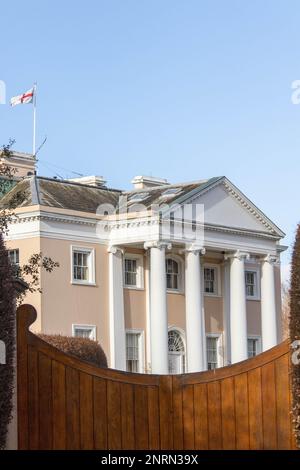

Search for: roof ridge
xmin=30 ymin=175 xmax=40 ymax=205
xmin=123 ymin=178 xmax=214 ymax=194
xmin=35 ymin=175 xmax=122 ymax=193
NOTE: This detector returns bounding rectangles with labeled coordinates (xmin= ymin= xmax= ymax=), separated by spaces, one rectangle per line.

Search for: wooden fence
xmin=17 ymin=304 xmax=296 ymax=450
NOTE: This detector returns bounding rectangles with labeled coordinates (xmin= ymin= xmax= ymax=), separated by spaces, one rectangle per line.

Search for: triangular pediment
xmin=173 ymin=178 xmax=284 ymax=237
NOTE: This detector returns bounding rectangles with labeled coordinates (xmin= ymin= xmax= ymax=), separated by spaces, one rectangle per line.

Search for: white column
xmin=144 ymin=251 xmax=152 ymax=373
xmin=185 ymin=245 xmax=206 ymax=372
xmin=222 ymin=260 xmax=231 ymax=365
xmin=226 ymin=251 xmax=249 ymax=363
xmin=144 ymin=241 xmax=170 ymax=374
xmin=261 ymin=255 xmax=278 ymax=351
xmin=108 ymin=246 xmax=126 ymax=371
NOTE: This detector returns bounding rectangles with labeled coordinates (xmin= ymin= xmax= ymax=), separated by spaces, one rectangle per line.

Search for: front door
xmin=168 ymin=352 xmax=183 ymax=374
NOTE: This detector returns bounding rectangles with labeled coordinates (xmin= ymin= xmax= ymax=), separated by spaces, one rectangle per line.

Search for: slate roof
xmin=0 ymin=175 xmax=221 ymax=214
xmin=123 ymin=177 xmax=222 ymax=209
xmin=0 ymin=176 xmax=121 ymax=213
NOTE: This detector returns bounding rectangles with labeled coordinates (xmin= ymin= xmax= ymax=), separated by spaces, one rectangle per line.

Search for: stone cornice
xmin=9 ymin=206 xmax=282 ymax=245
xmin=10 ymin=213 xmax=96 ymax=227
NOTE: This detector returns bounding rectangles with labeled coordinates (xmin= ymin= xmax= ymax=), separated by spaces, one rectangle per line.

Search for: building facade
xmin=1 ymin=161 xmax=286 ymax=374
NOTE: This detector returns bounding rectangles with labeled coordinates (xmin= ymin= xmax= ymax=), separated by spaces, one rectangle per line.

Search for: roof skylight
xmin=128 ymin=192 xmax=149 ymax=202
xmin=161 ymin=188 xmax=182 ymax=198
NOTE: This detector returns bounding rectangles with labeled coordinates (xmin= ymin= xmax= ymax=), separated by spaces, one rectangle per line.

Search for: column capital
xmin=144 ymin=240 xmax=172 ymax=251
xmin=224 ymin=250 xmax=250 ymax=261
xmin=107 ymin=245 xmax=124 ymax=255
xmin=261 ymin=254 xmax=278 ymax=264
xmin=180 ymin=244 xmax=206 ymax=255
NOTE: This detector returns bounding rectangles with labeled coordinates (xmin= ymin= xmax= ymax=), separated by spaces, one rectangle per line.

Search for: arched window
xmin=168 ymin=329 xmax=185 ymax=374
xmin=166 ymin=258 xmax=180 ymax=291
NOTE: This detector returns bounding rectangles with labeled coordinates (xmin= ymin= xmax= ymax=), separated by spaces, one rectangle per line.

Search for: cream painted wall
xmin=39 ymin=238 xmax=111 ymax=361
xmin=167 ymin=292 xmax=186 ymax=331
xmin=124 ymin=288 xmax=146 ymax=331
xmin=246 ymin=301 xmax=261 ymax=336
xmin=204 ymin=296 xmax=224 ymax=333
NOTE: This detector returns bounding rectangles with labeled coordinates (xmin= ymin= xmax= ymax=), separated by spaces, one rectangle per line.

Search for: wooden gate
xmin=17 ymin=305 xmax=296 ymax=450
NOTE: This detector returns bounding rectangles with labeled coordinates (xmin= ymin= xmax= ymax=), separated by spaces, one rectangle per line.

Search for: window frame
xmin=245 ymin=267 xmax=260 ymax=300
xmin=203 ymin=264 xmax=221 ymax=297
xmin=8 ymin=249 xmax=20 ymax=266
xmin=71 ymin=245 xmax=96 ymax=286
xmin=165 ymin=255 xmax=184 ymax=294
xmin=123 ymin=253 xmax=144 ymax=290
xmin=206 ymin=333 xmax=223 ymax=370
xmin=125 ymin=329 xmax=145 ymax=373
xmin=247 ymin=335 xmax=262 ymax=358
xmin=72 ymin=324 xmax=97 ymax=340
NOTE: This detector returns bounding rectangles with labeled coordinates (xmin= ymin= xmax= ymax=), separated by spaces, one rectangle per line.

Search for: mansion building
xmin=1 ymin=153 xmax=286 ymax=374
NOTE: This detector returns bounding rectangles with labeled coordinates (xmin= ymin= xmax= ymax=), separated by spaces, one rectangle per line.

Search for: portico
xmin=108 ymin=238 xmax=280 ymax=374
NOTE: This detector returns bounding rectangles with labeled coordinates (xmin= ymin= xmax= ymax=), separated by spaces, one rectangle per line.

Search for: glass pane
xmin=126 ymin=333 xmax=140 ymax=371
xmin=206 ymin=337 xmax=218 ymax=369
xmin=73 ymin=251 xmax=90 ymax=280
xmin=75 ymin=328 xmax=92 ymax=339
xmin=248 ymin=339 xmax=257 ymax=357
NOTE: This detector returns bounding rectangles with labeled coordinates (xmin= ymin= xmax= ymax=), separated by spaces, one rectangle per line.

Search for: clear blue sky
xmin=1 ymin=0 xmax=299 ymax=279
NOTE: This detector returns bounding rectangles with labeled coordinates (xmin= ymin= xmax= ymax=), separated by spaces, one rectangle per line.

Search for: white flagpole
xmin=33 ymin=83 xmax=37 ymax=157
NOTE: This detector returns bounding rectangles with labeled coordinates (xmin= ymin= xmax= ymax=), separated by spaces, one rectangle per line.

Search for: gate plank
xmin=121 ymin=383 xmax=135 ymax=449
xmin=221 ymin=377 xmax=236 ymax=449
xmin=148 ymin=386 xmax=160 ymax=450
xmin=66 ymin=367 xmax=80 ymax=449
xmin=159 ymin=376 xmax=173 ymax=449
xmin=275 ymin=354 xmax=291 ymax=449
xmin=38 ymin=352 xmax=53 ymax=449
xmin=28 ymin=346 xmax=39 ymax=449
xmin=183 ymin=385 xmax=195 ymax=449
xmin=172 ymin=376 xmax=183 ymax=450
xmin=93 ymin=377 xmax=108 ymax=449
xmin=107 ymin=380 xmax=122 ymax=449
xmin=261 ymin=362 xmax=277 ymax=449
xmin=194 ymin=383 xmax=209 ymax=449
xmin=52 ymin=360 xmax=66 ymax=449
xmin=234 ymin=373 xmax=249 ymax=450
xmin=134 ymin=385 xmax=149 ymax=449
xmin=248 ymin=368 xmax=263 ymax=450
xmin=207 ymin=381 xmax=222 ymax=449
xmin=79 ymin=373 xmax=94 ymax=449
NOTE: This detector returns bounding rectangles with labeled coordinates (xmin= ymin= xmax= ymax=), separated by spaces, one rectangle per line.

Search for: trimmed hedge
xmin=0 ymin=234 xmax=15 ymax=450
xmin=38 ymin=334 xmax=108 ymax=368
xmin=290 ymin=224 xmax=300 ymax=448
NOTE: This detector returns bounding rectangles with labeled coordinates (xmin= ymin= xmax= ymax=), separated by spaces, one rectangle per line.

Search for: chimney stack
xmin=131 ymin=175 xmax=169 ymax=190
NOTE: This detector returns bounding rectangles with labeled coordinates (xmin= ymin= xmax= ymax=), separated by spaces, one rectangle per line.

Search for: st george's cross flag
xmin=10 ymin=87 xmax=34 ymax=106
